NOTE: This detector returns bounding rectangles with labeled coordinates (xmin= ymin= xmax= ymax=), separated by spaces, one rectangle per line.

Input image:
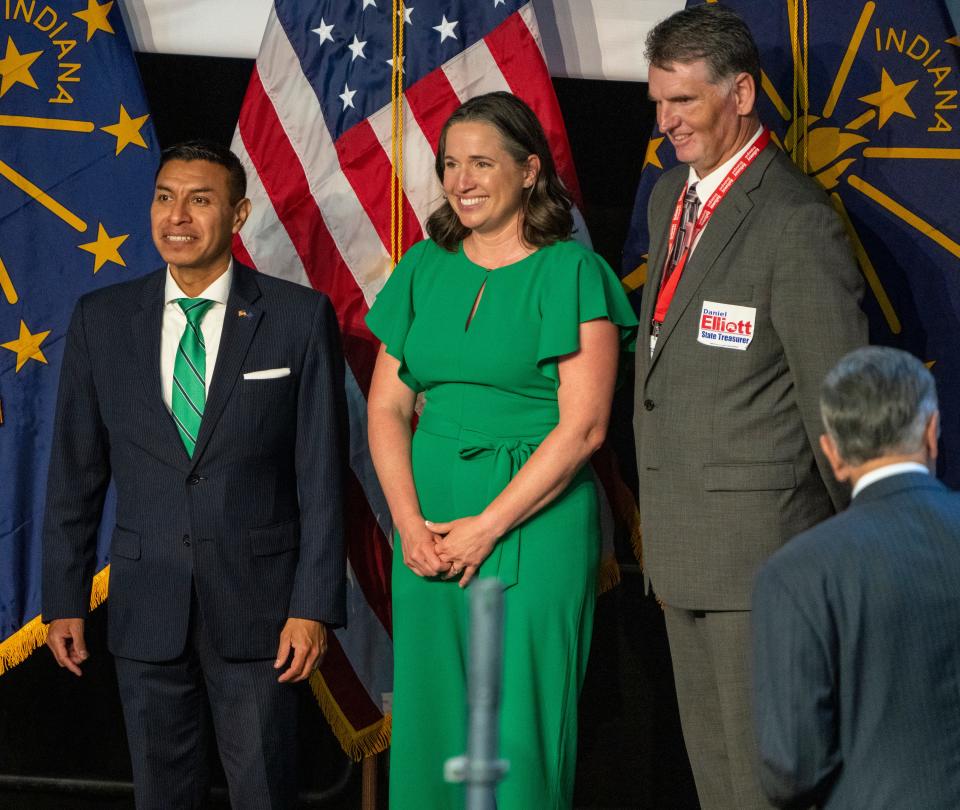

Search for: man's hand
xmin=274 ymin=618 xmax=327 ymax=683
xmin=46 ymin=618 xmax=89 ymax=677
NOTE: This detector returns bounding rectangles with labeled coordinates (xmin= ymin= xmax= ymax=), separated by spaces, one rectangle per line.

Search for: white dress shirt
xmin=852 ymin=461 xmax=930 ymax=499
xmin=686 ymin=125 xmax=764 ymax=255
xmin=648 ymin=127 xmax=766 ymax=356
xmin=160 ymin=262 xmax=233 ymax=413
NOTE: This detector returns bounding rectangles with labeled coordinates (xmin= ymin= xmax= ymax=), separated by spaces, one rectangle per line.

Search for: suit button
xmin=187 ymin=474 xmax=200 ymax=485
xmin=182 ymin=534 xmax=191 ymax=547
xmin=643 ymin=399 xmax=655 ymax=411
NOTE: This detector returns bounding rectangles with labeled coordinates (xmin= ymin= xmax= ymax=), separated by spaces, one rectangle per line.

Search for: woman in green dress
xmin=366 ymin=92 xmax=637 ymax=809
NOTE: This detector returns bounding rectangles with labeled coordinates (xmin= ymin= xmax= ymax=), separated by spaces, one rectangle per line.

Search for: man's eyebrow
xmin=154 ymin=184 xmax=217 ymax=194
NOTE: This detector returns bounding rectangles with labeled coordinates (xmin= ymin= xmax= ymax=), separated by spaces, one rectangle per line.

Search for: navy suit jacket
xmin=42 ymin=263 xmax=347 ymax=662
xmin=752 ymin=472 xmax=960 ymax=809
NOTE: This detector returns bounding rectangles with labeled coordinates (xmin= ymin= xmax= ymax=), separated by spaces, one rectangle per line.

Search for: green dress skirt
xmin=366 ymin=238 xmax=637 ymax=809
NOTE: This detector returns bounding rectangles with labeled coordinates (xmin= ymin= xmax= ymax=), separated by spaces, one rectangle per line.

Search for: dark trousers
xmin=114 ymin=593 xmax=298 ymax=810
xmin=662 ymin=606 xmax=774 ymax=810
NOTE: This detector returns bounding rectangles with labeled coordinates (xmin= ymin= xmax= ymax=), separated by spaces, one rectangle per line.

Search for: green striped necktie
xmin=172 ymin=297 xmax=215 ymax=456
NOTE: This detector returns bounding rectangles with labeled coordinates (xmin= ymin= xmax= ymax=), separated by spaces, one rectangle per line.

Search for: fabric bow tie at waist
xmin=458 ymin=436 xmax=538 ymax=589
xmin=418 ymin=414 xmax=544 ymax=590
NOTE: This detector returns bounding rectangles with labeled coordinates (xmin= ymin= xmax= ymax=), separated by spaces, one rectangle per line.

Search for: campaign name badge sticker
xmin=698 ymin=301 xmax=756 ymax=351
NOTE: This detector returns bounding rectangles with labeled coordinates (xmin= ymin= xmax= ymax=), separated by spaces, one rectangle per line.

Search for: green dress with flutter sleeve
xmin=366 ymin=237 xmax=637 ymax=809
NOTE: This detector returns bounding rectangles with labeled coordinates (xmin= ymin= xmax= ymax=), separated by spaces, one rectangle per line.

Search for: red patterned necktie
xmin=664 ymin=183 xmax=701 ymax=282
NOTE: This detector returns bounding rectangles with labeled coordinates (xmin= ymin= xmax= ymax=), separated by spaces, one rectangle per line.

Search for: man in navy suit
xmin=42 ymin=141 xmax=346 ymax=809
xmin=752 ymin=346 xmax=960 ymax=809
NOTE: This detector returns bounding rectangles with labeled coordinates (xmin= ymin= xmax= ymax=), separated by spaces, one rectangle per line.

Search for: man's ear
xmin=924 ymin=410 xmax=940 ymax=466
xmin=819 ymin=432 xmax=850 ymax=483
xmin=731 ymin=71 xmax=756 ymax=116
xmin=232 ymin=197 xmax=252 ymax=234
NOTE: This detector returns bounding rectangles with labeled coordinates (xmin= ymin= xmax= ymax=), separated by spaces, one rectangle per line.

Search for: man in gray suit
xmin=633 ymin=5 xmax=867 ymax=807
xmin=42 ymin=141 xmax=346 ymax=809
xmin=753 ymin=346 xmax=960 ymax=809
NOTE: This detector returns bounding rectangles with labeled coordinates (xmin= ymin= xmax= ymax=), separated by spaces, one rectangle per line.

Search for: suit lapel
xmin=191 ymin=264 xmax=263 ymax=465
xmin=131 ymin=270 xmax=190 ymax=468
xmin=645 ymin=145 xmax=775 ymax=383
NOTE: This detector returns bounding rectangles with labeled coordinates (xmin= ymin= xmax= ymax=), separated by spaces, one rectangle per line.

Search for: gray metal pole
xmin=444 ymin=578 xmax=510 ymax=809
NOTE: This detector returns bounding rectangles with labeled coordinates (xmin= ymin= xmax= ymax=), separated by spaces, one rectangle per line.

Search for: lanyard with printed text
xmin=652 ymin=128 xmax=771 ymax=325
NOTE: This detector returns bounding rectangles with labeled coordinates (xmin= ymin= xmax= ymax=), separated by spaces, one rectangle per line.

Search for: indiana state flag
xmin=0 ymin=0 xmax=160 ymax=671
xmin=624 ymin=0 xmax=960 ymax=487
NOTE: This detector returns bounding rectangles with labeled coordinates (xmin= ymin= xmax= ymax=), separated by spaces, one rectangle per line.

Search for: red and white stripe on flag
xmin=231 ymin=0 xmax=615 ymax=759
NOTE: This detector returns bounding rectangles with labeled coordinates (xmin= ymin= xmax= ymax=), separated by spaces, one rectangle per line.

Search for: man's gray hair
xmin=820 ymin=346 xmax=938 ymax=465
xmin=645 ymin=3 xmax=762 ymax=89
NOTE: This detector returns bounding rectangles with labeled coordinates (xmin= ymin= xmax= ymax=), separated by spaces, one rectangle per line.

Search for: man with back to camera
xmin=633 ymin=4 xmax=867 ymax=807
xmin=752 ymin=346 xmax=960 ymax=809
xmin=41 ymin=140 xmax=347 ymax=809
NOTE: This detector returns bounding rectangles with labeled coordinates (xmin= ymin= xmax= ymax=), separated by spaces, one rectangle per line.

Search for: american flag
xmin=230 ymin=0 xmax=618 ymax=759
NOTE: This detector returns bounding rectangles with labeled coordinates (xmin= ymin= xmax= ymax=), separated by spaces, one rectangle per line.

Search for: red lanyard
xmin=653 ymin=129 xmax=771 ymax=324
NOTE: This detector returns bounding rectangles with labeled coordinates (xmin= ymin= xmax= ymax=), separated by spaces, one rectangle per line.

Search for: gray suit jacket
xmin=42 ymin=263 xmax=347 ymax=661
xmin=633 ymin=143 xmax=867 ymax=609
xmin=752 ymin=472 xmax=960 ymax=809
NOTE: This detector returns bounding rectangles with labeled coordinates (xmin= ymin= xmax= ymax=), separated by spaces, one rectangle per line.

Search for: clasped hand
xmin=430 ymin=515 xmax=497 ymax=588
xmin=399 ymin=514 xmax=497 ymax=587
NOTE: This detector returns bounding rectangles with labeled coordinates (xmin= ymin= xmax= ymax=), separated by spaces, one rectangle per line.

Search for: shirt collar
xmin=687 ymin=126 xmax=765 ymax=205
xmin=164 ymin=260 xmax=233 ymax=306
xmin=852 ymin=461 xmax=930 ymax=499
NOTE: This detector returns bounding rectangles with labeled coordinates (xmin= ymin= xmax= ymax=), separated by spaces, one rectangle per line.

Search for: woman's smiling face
xmin=441 ymin=121 xmax=537 ymax=238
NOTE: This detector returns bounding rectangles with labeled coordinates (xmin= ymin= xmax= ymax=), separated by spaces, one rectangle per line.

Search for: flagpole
xmin=362 ymin=752 xmax=380 ymax=810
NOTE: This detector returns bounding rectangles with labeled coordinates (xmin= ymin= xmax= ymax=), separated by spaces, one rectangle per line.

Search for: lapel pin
xmin=237 ymin=309 xmax=250 ymax=319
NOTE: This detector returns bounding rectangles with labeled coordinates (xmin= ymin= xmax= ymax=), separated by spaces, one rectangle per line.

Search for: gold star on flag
xmin=73 ymin=0 xmax=115 ymax=42
xmin=2 ymin=320 xmax=50 ymax=372
xmin=642 ymin=136 xmax=665 ymax=172
xmin=0 ymin=37 xmax=43 ymax=98
xmin=858 ymin=68 xmax=917 ymax=129
xmin=78 ymin=223 xmax=128 ymax=273
xmin=101 ymin=105 xmax=150 ymax=155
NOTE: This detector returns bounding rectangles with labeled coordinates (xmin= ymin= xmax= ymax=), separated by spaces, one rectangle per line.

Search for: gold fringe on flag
xmin=605 ymin=475 xmax=643 ymax=571
xmin=0 ymin=565 xmax=110 ymax=675
xmin=627 ymin=510 xmax=643 ymax=572
xmin=309 ymin=670 xmax=393 ymax=761
xmin=0 ymin=561 xmax=396 ymax=763
xmin=0 ymin=614 xmax=47 ymax=675
xmin=597 ymin=555 xmax=622 ymax=595
xmin=595 ymin=476 xmax=643 ymax=593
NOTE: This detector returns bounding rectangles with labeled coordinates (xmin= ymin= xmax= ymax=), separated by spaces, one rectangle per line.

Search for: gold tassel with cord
xmin=390 ymin=0 xmax=405 ymax=266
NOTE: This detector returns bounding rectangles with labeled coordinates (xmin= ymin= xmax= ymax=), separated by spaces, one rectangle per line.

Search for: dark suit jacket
xmin=42 ymin=262 xmax=347 ymax=662
xmin=752 ymin=472 xmax=960 ymax=809
xmin=633 ymin=143 xmax=867 ymax=609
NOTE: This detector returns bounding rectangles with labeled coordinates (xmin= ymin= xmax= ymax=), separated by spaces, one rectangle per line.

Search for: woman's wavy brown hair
xmin=426 ymin=91 xmax=574 ymax=251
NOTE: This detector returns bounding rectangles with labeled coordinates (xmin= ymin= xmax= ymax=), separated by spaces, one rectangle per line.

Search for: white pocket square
xmin=243 ymin=367 xmax=290 ymax=380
